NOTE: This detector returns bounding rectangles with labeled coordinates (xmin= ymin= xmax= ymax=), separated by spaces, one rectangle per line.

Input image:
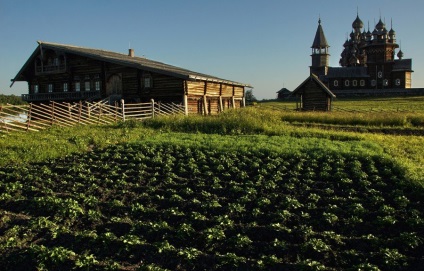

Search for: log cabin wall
xmin=187 ymin=96 xmax=203 ymax=114
xmin=300 ymin=79 xmax=331 ymax=111
xmin=67 ymin=55 xmax=186 ymax=103
xmin=141 ymin=73 xmax=184 ymax=102
xmin=185 ymin=80 xmax=245 ymax=114
xmin=27 ymin=54 xmax=105 ymax=95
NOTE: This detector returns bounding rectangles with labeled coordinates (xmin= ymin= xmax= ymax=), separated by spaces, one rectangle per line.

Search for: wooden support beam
xmin=184 ymin=94 xmax=188 ymax=115
xmin=203 ymin=95 xmax=209 ymax=115
xmin=219 ymin=96 xmax=223 ymax=112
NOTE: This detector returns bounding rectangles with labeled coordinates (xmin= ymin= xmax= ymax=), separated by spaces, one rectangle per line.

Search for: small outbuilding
xmin=292 ymin=74 xmax=336 ymax=111
xmin=276 ymin=88 xmax=292 ymax=100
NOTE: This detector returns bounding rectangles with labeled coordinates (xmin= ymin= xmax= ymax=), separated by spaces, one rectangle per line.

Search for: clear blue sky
xmin=1 ymin=0 xmax=424 ymax=99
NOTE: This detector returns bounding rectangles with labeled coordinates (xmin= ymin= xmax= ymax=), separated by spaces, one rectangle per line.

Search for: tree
xmin=244 ymin=89 xmax=257 ymax=104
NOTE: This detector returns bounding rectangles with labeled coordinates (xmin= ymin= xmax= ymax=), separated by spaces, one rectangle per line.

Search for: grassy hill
xmin=0 ymin=100 xmax=423 ymax=270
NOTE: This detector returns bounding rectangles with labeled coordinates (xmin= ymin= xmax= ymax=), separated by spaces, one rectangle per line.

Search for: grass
xmin=259 ymin=95 xmax=424 ymax=113
xmin=1 ymin=105 xmax=423 ymax=185
xmin=1 ymin=100 xmax=424 ymax=270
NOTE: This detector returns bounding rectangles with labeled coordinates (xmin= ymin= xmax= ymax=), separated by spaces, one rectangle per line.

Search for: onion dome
xmin=352 ymin=15 xmax=364 ymax=30
xmin=376 ymin=18 xmax=385 ymax=31
xmin=397 ymin=49 xmax=404 ymax=60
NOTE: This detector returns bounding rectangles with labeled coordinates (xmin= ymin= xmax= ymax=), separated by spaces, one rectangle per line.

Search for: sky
xmin=1 ymin=0 xmax=424 ymax=100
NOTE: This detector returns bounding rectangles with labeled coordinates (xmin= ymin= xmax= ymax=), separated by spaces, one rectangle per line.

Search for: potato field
xmin=1 ymin=139 xmax=423 ymax=270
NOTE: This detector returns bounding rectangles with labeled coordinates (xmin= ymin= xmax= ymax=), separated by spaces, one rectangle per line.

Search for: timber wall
xmin=185 ymin=81 xmax=245 ymax=114
xmin=299 ymin=80 xmax=332 ymax=111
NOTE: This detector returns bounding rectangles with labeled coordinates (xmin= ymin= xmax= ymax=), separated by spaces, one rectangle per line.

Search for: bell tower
xmin=310 ymin=18 xmax=330 ymax=77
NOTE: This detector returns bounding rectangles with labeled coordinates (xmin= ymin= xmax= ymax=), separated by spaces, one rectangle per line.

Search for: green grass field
xmin=0 ymin=97 xmax=423 ymax=270
xmin=258 ymin=95 xmax=424 ymax=113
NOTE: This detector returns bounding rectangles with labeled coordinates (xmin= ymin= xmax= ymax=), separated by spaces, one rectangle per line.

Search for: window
xmin=63 ymin=82 xmax=68 ymax=92
xmin=75 ymin=82 xmax=80 ymax=92
xmin=395 ymin=79 xmax=401 ymax=86
xmin=48 ymin=84 xmax=53 ymax=93
xmin=371 ymin=80 xmax=377 ymax=87
xmin=53 ymin=58 xmax=59 ymax=66
xmin=360 ymin=80 xmax=365 ymax=87
xmin=333 ymin=80 xmax=338 ymax=87
xmin=344 ymin=80 xmax=350 ymax=87
xmin=85 ymin=81 xmax=91 ymax=91
xmin=142 ymin=73 xmax=153 ymax=89
xmin=144 ymin=77 xmax=151 ymax=88
xmin=383 ymin=79 xmax=388 ymax=86
xmin=95 ymin=81 xmax=101 ymax=91
xmin=33 ymin=84 xmax=39 ymax=94
xmin=352 ymin=80 xmax=357 ymax=87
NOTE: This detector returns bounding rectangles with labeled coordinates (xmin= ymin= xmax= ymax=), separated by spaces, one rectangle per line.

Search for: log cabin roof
xmin=276 ymin=87 xmax=291 ymax=94
xmin=11 ymin=41 xmax=252 ymax=88
xmin=292 ymin=74 xmax=336 ymax=98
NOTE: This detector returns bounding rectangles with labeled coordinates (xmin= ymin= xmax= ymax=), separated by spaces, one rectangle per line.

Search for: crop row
xmin=0 ymin=142 xmax=423 ymax=270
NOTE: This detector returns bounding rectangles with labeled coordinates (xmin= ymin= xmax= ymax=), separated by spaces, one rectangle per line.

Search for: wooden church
xmin=293 ymin=13 xmax=414 ymax=111
xmin=310 ymin=14 xmax=413 ymax=92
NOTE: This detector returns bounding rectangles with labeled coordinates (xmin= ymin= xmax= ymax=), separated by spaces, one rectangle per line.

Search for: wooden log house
xmin=292 ymin=74 xmax=336 ymax=111
xmin=11 ymin=41 xmax=252 ymax=115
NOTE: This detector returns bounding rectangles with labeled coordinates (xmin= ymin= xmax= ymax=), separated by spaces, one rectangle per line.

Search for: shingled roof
xmin=292 ymin=74 xmax=336 ymax=98
xmin=11 ymin=41 xmax=251 ymax=87
xmin=311 ymin=18 xmax=329 ymax=49
xmin=326 ymin=67 xmax=369 ymax=78
xmin=393 ymin=59 xmax=413 ymax=72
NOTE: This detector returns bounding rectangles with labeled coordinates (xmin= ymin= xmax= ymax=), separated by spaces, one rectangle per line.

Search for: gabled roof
xmin=276 ymin=87 xmax=291 ymax=94
xmin=11 ymin=41 xmax=252 ymax=88
xmin=292 ymin=74 xmax=336 ymax=98
xmin=312 ymin=19 xmax=329 ymax=49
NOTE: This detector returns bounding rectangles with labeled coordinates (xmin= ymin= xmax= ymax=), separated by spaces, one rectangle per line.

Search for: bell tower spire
xmin=310 ymin=17 xmax=330 ymax=77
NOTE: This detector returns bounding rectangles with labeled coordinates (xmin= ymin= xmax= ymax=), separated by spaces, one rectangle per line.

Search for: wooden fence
xmin=0 ymin=100 xmax=184 ymax=133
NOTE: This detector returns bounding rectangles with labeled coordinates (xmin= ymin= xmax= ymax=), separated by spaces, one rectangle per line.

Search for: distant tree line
xmin=245 ymin=89 xmax=257 ymax=104
xmin=0 ymin=94 xmax=26 ymax=105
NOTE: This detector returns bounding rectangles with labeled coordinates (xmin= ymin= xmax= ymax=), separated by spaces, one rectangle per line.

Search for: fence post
xmin=0 ymin=106 xmax=5 ymax=133
xmin=151 ymin=99 xmax=155 ymax=118
xmin=67 ymin=103 xmax=72 ymax=121
xmin=51 ymin=102 xmax=55 ymax=126
xmin=87 ymin=102 xmax=91 ymax=118
xmin=98 ymin=103 xmax=102 ymax=124
xmin=78 ymin=101 xmax=82 ymax=124
xmin=114 ymin=102 xmax=118 ymax=122
xmin=121 ymin=99 xmax=125 ymax=122
xmin=26 ymin=103 xmax=32 ymax=131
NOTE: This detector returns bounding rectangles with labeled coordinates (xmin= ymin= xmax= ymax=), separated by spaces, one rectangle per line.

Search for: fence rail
xmin=0 ymin=99 xmax=184 ymax=133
